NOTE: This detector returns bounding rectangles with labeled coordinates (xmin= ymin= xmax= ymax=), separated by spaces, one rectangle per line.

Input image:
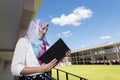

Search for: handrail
xmin=53 ymin=68 xmax=88 ymax=80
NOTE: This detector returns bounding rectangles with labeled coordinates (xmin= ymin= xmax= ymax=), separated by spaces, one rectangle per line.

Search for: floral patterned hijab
xmin=25 ymin=19 xmax=49 ymax=64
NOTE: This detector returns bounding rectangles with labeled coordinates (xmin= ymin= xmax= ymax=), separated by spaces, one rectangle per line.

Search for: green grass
xmin=52 ymin=65 xmax=120 ymax=80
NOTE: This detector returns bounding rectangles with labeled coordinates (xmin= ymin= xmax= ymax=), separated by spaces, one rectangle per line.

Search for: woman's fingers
xmin=47 ymin=58 xmax=58 ymax=68
xmin=65 ymin=50 xmax=71 ymax=56
xmin=49 ymin=58 xmax=57 ymax=65
xmin=43 ymin=58 xmax=58 ymax=72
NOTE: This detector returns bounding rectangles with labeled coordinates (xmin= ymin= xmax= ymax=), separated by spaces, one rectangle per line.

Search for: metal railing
xmin=52 ymin=68 xmax=88 ymax=80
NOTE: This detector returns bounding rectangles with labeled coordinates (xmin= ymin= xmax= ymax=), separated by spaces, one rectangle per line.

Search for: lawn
xmin=52 ymin=65 xmax=120 ymax=80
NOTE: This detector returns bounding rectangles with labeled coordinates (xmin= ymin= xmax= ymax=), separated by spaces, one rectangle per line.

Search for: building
xmin=70 ymin=42 xmax=120 ymax=65
xmin=0 ymin=0 xmax=43 ymax=80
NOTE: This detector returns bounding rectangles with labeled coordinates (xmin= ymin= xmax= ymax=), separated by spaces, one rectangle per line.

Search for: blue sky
xmin=35 ymin=0 xmax=120 ymax=51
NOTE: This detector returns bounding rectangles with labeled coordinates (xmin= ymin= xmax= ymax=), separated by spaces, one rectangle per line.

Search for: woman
xmin=11 ymin=19 xmax=70 ymax=80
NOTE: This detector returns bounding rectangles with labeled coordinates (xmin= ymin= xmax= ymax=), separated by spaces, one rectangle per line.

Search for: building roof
xmin=0 ymin=0 xmax=43 ymax=61
xmin=0 ymin=0 xmax=43 ymax=51
xmin=71 ymin=41 xmax=120 ymax=54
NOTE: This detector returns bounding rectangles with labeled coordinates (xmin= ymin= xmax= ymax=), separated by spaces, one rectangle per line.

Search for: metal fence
xmin=52 ymin=68 xmax=88 ymax=80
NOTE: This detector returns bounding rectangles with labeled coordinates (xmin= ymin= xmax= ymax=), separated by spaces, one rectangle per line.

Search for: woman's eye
xmin=42 ymin=28 xmax=45 ymax=30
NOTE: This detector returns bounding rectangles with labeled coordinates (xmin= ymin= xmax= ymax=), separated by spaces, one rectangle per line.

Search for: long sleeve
xmin=11 ymin=38 xmax=28 ymax=76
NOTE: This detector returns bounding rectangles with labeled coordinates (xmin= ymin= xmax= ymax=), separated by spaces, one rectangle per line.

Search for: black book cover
xmin=39 ymin=38 xmax=70 ymax=64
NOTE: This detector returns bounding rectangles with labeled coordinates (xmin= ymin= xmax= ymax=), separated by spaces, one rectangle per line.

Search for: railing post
xmin=56 ymin=69 xmax=59 ymax=80
xmin=66 ymin=73 xmax=68 ymax=80
xmin=53 ymin=68 xmax=87 ymax=80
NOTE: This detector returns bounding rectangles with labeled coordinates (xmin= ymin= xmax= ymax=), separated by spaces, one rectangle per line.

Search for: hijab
xmin=25 ymin=19 xmax=49 ymax=64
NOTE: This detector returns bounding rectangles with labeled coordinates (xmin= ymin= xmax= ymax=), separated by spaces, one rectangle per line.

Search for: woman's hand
xmin=20 ymin=59 xmax=58 ymax=75
xmin=65 ymin=50 xmax=71 ymax=56
xmin=41 ymin=58 xmax=58 ymax=72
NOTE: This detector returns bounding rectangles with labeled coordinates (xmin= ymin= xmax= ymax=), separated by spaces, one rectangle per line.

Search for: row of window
xmin=71 ymin=48 xmax=119 ymax=57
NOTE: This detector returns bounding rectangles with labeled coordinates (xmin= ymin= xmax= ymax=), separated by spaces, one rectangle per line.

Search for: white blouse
xmin=11 ymin=38 xmax=41 ymax=76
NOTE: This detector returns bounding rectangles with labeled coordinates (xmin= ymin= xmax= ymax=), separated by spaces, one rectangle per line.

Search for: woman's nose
xmin=43 ymin=30 xmax=47 ymax=34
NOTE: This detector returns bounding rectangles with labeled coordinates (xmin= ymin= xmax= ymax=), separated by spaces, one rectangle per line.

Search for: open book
xmin=39 ymin=38 xmax=70 ymax=64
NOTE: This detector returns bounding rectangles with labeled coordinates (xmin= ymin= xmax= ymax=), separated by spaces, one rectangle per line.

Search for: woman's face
xmin=39 ymin=25 xmax=48 ymax=37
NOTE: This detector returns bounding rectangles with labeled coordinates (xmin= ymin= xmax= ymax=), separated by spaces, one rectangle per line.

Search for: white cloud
xmin=99 ymin=36 xmax=112 ymax=40
xmin=51 ymin=6 xmax=93 ymax=26
xmin=80 ymin=45 xmax=86 ymax=48
xmin=117 ymin=33 xmax=120 ymax=37
xmin=56 ymin=31 xmax=72 ymax=37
